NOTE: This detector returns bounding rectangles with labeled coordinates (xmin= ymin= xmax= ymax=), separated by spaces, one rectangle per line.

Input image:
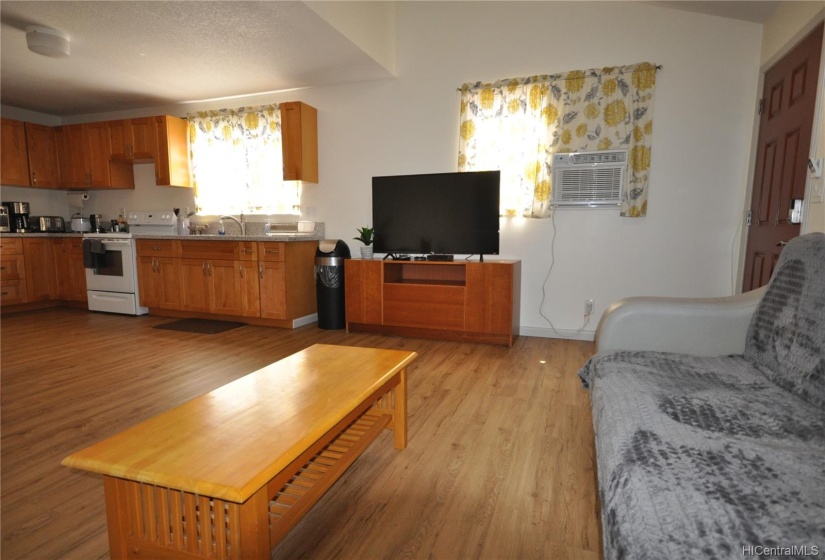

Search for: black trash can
xmin=315 ymin=239 xmax=351 ymax=329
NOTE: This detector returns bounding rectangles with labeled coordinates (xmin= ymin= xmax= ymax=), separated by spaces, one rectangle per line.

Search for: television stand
xmin=425 ymin=254 xmax=454 ymax=262
xmin=345 ymin=259 xmax=521 ymax=346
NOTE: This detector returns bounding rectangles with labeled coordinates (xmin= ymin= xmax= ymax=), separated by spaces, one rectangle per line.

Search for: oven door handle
xmin=101 ymin=240 xmax=133 ymax=247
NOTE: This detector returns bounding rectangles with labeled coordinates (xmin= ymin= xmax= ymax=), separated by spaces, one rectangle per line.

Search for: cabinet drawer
xmin=383 ymin=284 xmax=465 ymax=331
xmin=238 ymin=241 xmax=258 ymax=261
xmin=0 ymin=282 xmax=27 ymax=305
xmin=180 ymin=240 xmax=239 ymax=260
xmin=257 ymin=242 xmax=285 ymax=262
xmin=0 ymin=238 xmax=23 ymax=254
xmin=1 ymin=256 xmax=24 ymax=281
xmin=136 ymin=239 xmax=178 ymax=257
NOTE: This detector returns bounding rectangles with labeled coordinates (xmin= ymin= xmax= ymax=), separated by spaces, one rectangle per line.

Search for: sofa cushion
xmin=744 ymin=232 xmax=825 ymax=409
xmin=580 ymin=350 xmax=825 ymax=560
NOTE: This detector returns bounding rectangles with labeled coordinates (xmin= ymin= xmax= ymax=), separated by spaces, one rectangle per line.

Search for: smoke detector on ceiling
xmin=25 ymin=26 xmax=70 ymax=58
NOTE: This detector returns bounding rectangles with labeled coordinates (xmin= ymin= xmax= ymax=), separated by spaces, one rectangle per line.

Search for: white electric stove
xmin=83 ymin=210 xmax=179 ymax=315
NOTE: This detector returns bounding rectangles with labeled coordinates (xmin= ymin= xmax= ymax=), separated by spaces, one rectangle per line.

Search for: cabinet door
xmin=239 ymin=261 xmax=260 ymax=317
xmin=259 ymin=261 xmax=287 ymax=319
xmin=280 ymin=102 xmax=318 ymax=183
xmin=1 ymin=118 xmax=30 ymax=186
xmin=208 ymin=259 xmax=242 ymax=316
xmin=85 ymin=122 xmax=111 ymax=187
xmin=55 ymin=124 xmax=90 ymax=188
xmin=107 ymin=119 xmax=131 ymax=159
xmin=52 ymin=239 xmax=73 ymax=300
xmin=25 ymin=123 xmax=60 ymax=188
xmin=138 ymin=256 xmax=179 ymax=309
xmin=23 ymin=238 xmax=57 ymax=302
xmin=130 ymin=118 xmax=156 ymax=160
xmin=344 ymin=259 xmax=383 ymax=325
xmin=67 ymin=239 xmax=87 ymax=302
xmin=179 ymin=259 xmax=211 ymax=312
xmin=465 ymin=262 xmax=516 ymax=336
xmin=154 ymin=115 xmax=191 ymax=188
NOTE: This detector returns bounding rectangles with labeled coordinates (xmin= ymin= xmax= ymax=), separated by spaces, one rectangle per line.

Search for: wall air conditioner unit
xmin=551 ymin=149 xmax=627 ymax=207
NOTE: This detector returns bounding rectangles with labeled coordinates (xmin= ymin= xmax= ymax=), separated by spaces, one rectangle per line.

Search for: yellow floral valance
xmin=458 ymin=62 xmax=658 ymax=218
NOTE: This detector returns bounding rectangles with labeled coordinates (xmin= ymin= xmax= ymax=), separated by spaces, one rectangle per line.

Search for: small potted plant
xmin=354 ymin=227 xmax=374 ymax=259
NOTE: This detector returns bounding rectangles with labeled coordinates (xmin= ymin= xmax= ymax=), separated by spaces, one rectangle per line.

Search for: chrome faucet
xmin=219 ymin=213 xmax=245 ymax=236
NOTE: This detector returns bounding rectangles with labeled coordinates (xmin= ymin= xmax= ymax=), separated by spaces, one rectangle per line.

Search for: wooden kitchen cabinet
xmin=25 ymin=122 xmax=61 ymax=188
xmin=0 ymin=238 xmax=27 ymax=306
xmin=55 ymin=123 xmax=135 ymax=189
xmin=1 ymin=118 xmax=31 ymax=187
xmin=258 ymin=241 xmax=317 ymax=320
xmin=280 ymin=102 xmax=318 ymax=183
xmin=136 ymin=240 xmax=181 ymax=310
xmin=22 ymin=238 xmax=57 ymax=303
xmin=52 ymin=238 xmax=87 ymax=302
xmin=108 ymin=118 xmax=156 ymax=161
xmin=344 ymin=259 xmax=383 ymax=325
xmin=138 ymin=256 xmax=181 ymax=310
xmin=153 ymin=115 xmax=191 ymax=188
xmin=179 ymin=258 xmax=245 ymax=315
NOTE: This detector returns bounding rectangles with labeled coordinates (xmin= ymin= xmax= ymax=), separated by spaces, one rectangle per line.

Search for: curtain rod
xmin=456 ymin=65 xmax=663 ymax=91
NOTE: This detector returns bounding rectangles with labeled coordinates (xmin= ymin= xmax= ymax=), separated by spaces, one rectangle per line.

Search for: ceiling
xmin=1 ymin=1 xmax=780 ymax=119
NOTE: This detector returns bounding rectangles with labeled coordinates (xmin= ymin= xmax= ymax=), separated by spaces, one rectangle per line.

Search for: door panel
xmin=743 ymin=23 xmax=822 ymax=291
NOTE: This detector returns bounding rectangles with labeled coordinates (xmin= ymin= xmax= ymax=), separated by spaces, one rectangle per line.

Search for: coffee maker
xmin=2 ymin=202 xmax=31 ymax=233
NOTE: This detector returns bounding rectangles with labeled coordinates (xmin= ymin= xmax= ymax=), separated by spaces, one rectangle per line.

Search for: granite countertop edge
xmin=1 ymin=233 xmax=325 ymax=242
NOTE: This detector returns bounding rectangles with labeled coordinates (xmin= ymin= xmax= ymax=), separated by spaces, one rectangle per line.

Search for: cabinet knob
xmin=259 ymin=262 xmax=264 ymax=279
xmin=31 ymin=172 xmax=37 ymax=185
xmin=239 ymin=264 xmax=245 ymax=278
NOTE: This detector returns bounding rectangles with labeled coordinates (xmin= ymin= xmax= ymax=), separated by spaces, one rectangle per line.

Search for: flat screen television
xmin=372 ymin=170 xmax=500 ymax=257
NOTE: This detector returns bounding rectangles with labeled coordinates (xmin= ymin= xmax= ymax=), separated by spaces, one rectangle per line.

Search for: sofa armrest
xmin=595 ymin=286 xmax=767 ymax=356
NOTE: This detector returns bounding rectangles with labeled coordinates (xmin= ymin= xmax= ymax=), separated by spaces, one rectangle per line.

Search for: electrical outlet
xmin=584 ymin=299 xmax=594 ymax=316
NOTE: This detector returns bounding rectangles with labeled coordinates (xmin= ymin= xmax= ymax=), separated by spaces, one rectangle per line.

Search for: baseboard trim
xmin=519 ymin=326 xmax=596 ymax=341
xmin=292 ymin=313 xmax=318 ymax=328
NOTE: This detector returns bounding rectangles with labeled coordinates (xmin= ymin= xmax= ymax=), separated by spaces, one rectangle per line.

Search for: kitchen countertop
xmin=0 ymin=233 xmax=325 ymax=242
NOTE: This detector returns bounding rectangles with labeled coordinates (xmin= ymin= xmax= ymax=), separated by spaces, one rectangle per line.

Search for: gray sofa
xmin=579 ymin=232 xmax=825 ymax=559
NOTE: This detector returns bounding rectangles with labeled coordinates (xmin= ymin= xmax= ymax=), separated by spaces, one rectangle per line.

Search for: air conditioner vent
xmin=552 ymin=150 xmax=627 ymax=207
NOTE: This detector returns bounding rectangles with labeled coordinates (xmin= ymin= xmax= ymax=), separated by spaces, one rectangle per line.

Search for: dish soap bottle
xmin=218 ymin=219 xmax=226 ymax=236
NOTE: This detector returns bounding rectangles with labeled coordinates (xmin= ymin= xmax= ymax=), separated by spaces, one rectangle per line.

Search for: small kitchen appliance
xmin=71 ymin=213 xmax=91 ymax=232
xmin=2 ymin=202 xmax=31 ymax=233
xmin=31 ymin=216 xmax=66 ymax=233
xmin=89 ymin=214 xmax=103 ymax=233
xmin=0 ymin=206 xmax=9 ymax=233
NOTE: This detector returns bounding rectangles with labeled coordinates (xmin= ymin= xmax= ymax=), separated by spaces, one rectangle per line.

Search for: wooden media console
xmin=345 ymin=259 xmax=521 ymax=346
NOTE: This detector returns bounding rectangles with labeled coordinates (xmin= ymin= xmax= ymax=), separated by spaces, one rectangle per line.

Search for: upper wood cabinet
xmin=108 ymin=118 xmax=156 ymax=161
xmin=1 ymin=118 xmax=31 ymax=187
xmin=25 ymin=122 xmax=61 ymax=188
xmin=280 ymin=101 xmax=318 ymax=183
xmin=55 ymin=123 xmax=134 ymax=190
xmin=154 ymin=116 xmax=191 ymax=188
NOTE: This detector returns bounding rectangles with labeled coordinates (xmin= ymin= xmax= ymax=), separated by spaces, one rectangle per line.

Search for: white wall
xmin=1 ymin=2 xmax=764 ymax=339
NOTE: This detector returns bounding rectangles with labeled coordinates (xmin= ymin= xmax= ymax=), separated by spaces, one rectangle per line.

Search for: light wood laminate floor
xmin=1 ymin=308 xmax=600 ymax=559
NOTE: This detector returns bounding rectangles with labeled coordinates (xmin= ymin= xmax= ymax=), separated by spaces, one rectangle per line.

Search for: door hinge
xmin=746 ymin=210 xmax=752 ymax=226
xmin=758 ymin=99 xmax=764 ymax=115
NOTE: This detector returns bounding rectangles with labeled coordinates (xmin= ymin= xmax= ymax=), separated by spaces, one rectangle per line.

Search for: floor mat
xmin=153 ymin=319 xmax=246 ymax=334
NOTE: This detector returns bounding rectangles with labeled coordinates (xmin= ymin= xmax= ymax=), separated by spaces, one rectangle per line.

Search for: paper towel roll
xmin=67 ymin=192 xmax=89 ymax=208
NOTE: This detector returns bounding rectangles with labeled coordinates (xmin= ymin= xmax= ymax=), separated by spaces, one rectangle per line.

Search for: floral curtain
xmin=188 ymin=104 xmax=300 ymax=215
xmin=458 ymin=62 xmax=657 ymax=218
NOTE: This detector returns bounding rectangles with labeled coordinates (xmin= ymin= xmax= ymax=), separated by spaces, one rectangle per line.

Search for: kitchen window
xmin=187 ymin=104 xmax=300 ymax=215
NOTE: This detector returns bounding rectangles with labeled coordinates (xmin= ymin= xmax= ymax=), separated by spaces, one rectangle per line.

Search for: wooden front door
xmin=743 ymin=22 xmax=823 ymax=291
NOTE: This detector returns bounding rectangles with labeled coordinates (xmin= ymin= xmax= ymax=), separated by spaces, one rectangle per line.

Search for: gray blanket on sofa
xmin=580 ymin=233 xmax=825 ymax=559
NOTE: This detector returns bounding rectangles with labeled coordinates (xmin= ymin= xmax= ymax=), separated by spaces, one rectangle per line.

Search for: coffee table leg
xmin=394 ymin=368 xmax=407 ymax=449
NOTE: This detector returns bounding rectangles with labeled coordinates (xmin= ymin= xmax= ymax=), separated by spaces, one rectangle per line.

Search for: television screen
xmin=372 ymin=171 xmax=500 ymax=256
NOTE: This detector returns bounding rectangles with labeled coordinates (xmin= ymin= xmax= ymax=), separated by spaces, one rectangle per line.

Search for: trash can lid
xmin=316 ymin=239 xmax=351 ymax=258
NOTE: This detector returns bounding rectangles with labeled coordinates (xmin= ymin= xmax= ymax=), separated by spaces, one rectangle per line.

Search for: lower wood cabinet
xmin=23 ymin=238 xmax=57 ymax=303
xmin=52 ymin=238 xmax=87 ymax=302
xmin=345 ymin=259 xmax=521 ymax=346
xmin=1 ymin=238 xmax=27 ymax=306
xmin=135 ymin=239 xmax=316 ymax=327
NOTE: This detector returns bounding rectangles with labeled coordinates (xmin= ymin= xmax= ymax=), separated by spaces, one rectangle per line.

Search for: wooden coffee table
xmin=62 ymin=343 xmax=417 ymax=559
